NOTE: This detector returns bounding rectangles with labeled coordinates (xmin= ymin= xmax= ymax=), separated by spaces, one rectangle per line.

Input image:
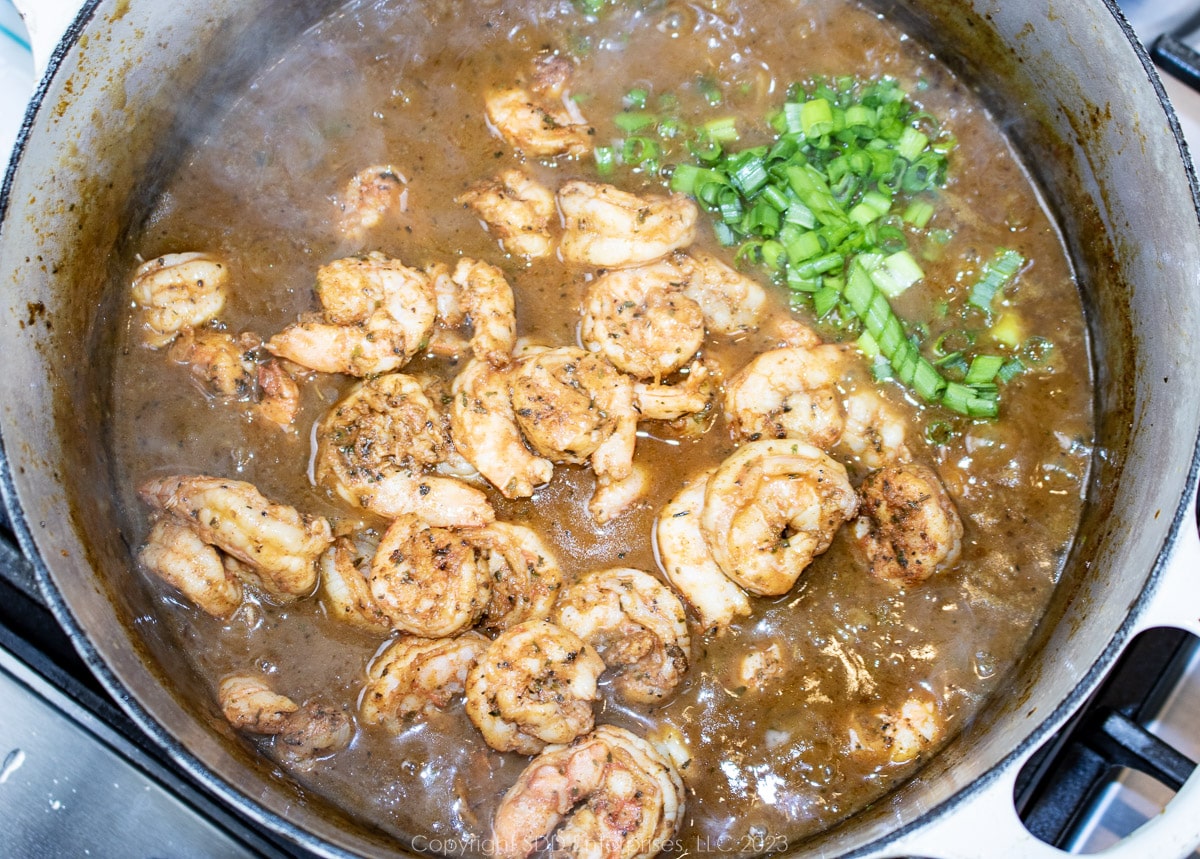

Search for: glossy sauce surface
xmin=108 ymin=0 xmax=1093 ymax=852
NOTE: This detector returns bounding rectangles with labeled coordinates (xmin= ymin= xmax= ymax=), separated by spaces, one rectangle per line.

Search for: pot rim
xmin=2 ymin=0 xmax=1198 ymax=856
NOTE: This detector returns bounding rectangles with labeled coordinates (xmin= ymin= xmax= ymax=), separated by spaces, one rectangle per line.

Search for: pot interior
xmin=1 ymin=0 xmax=1197 ymax=855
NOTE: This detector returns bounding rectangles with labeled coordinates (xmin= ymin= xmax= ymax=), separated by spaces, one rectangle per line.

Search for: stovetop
xmin=1 ymin=2 xmax=1198 ymax=857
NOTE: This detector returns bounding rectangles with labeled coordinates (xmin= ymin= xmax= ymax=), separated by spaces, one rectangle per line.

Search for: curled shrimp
xmin=138 ymin=474 xmax=333 ymax=600
xmin=853 ymin=462 xmax=963 ymax=586
xmin=314 ymin=372 xmax=494 ymax=528
xmin=318 ymin=538 xmax=391 ymax=634
xmin=130 ymin=252 xmax=229 ymax=348
xmin=337 ymin=164 xmax=407 ymax=241
xmin=219 ymin=675 xmax=299 ymax=734
xmin=633 ymin=358 xmax=720 ymax=424
xmin=359 ymin=632 xmax=488 ymax=729
xmin=485 ymin=56 xmax=593 ymax=158
xmin=369 ymin=515 xmax=491 ymax=638
xmin=167 ymin=328 xmax=260 ymax=401
xmin=553 ymin=568 xmax=691 ymax=704
xmin=558 ymin=181 xmax=698 ymax=269
xmin=445 ymin=258 xmax=517 ymax=367
xmin=837 ymin=386 xmax=912 ymax=468
xmin=255 ymin=358 xmax=303 ymax=429
xmin=653 ymin=469 xmax=751 ymax=634
xmin=472 ymin=521 xmax=563 ymax=631
xmin=848 ymin=694 xmax=942 ymax=764
xmin=218 ymin=675 xmax=352 ymax=766
xmin=491 ymin=724 xmax=685 ymax=859
xmin=451 ymin=356 xmax=554 ymax=499
xmin=701 ymin=440 xmax=858 ymax=596
xmin=458 ymin=169 xmax=556 ymax=259
xmin=137 ymin=518 xmax=243 ymax=618
xmin=465 ymin=620 xmax=605 ymax=754
xmin=266 ymin=252 xmax=436 ymax=377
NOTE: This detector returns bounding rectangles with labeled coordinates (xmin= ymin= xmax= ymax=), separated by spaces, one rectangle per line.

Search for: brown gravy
xmin=108 ymin=0 xmax=1093 ymax=853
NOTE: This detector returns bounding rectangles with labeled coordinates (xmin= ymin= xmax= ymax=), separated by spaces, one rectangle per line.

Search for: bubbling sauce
xmin=108 ymin=0 xmax=1092 ymax=853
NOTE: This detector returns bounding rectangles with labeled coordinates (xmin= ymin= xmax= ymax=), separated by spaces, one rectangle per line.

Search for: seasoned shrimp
xmin=130 ymin=252 xmax=229 ymax=348
xmin=359 ymin=632 xmax=489 ymax=729
xmin=848 ymin=694 xmax=942 ymax=764
xmin=853 ymin=462 xmax=964 ymax=586
xmin=277 ymin=701 xmax=354 ymax=765
xmin=218 ymin=675 xmax=299 ymax=734
xmin=451 ymin=357 xmax=554 ymax=499
xmin=679 ymin=250 xmax=767 ymax=335
xmin=653 ymin=469 xmax=751 ymax=634
xmin=137 ymin=518 xmax=243 ymax=618
xmin=471 ymin=521 xmax=563 ymax=631
xmin=266 ymin=252 xmax=436 ymax=376
xmin=314 ymin=372 xmax=494 ymax=527
xmin=590 ymin=462 xmax=650 ymax=526
xmin=558 ymin=181 xmax=698 ymax=269
xmin=580 ymin=261 xmax=706 ymax=381
xmin=491 ymin=724 xmax=685 ymax=859
xmin=633 ymin=358 xmax=719 ymax=423
xmin=318 ymin=538 xmax=391 ymax=634
xmin=723 ymin=343 xmax=850 ymax=447
xmin=167 ymin=328 xmax=260 ymax=400
xmin=701 ymin=440 xmax=858 ymax=596
xmin=337 ymin=164 xmax=407 ymax=241
xmin=553 ymin=568 xmax=691 ymax=704
xmin=465 ymin=620 xmax=604 ymax=754
xmin=485 ymin=57 xmax=593 ymax=158
xmin=837 ymin=386 xmax=912 ymax=468
xmin=449 ymin=258 xmax=517 ymax=366
xmin=369 ymin=515 xmax=491 ymax=638
xmin=458 ymin=169 xmax=556 ymax=258
xmin=255 ymin=358 xmax=302 ymax=428
xmin=139 ymin=475 xmax=333 ymax=599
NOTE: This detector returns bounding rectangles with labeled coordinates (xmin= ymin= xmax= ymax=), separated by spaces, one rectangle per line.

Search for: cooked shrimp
xmin=837 ymin=387 xmax=912 ymax=468
xmin=369 ymin=515 xmax=491 ymax=638
xmin=465 ymin=620 xmax=604 ymax=754
xmin=360 ymin=632 xmax=489 ymax=729
xmin=449 ymin=258 xmax=517 ymax=366
xmin=471 ymin=521 xmax=563 ymax=631
xmin=737 ymin=643 xmax=786 ymax=689
xmin=130 ymin=252 xmax=229 ymax=348
xmin=167 ymin=328 xmax=260 ymax=400
xmin=139 ymin=475 xmax=333 ymax=599
xmin=723 ymin=343 xmax=850 ymax=447
xmin=580 ymin=261 xmax=706 ymax=380
xmin=491 ymin=724 xmax=685 ymax=859
xmin=701 ymin=440 xmax=858 ymax=596
xmin=678 ymin=250 xmax=767 ymax=335
xmin=218 ymin=675 xmax=299 ymax=734
xmin=485 ymin=56 xmax=593 ymax=158
xmin=853 ymin=462 xmax=964 ymax=586
xmin=314 ymin=372 xmax=494 ymax=527
xmin=558 ymin=181 xmax=698 ymax=269
xmin=553 ymin=568 xmax=691 ymax=704
xmin=318 ymin=538 xmax=391 ymax=634
xmin=848 ymin=694 xmax=942 ymax=764
xmin=633 ymin=358 xmax=719 ymax=423
xmin=255 ymin=358 xmax=302 ymax=428
xmin=653 ymin=469 xmax=751 ymax=634
xmin=590 ymin=462 xmax=650 ymax=526
xmin=277 ymin=701 xmax=354 ymax=765
xmin=458 ymin=169 xmax=556 ymax=258
xmin=137 ymin=518 xmax=243 ymax=618
xmin=451 ymin=357 xmax=554 ymax=499
xmin=337 ymin=164 xmax=407 ymax=241
xmin=266 ymin=252 xmax=436 ymax=376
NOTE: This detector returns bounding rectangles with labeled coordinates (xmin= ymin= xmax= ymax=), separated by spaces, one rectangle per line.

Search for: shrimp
xmin=167 ymin=328 xmax=261 ymax=400
xmin=277 ymin=701 xmax=354 ymax=766
xmin=138 ymin=475 xmax=333 ymax=599
xmin=653 ymin=469 xmax=751 ymax=634
xmin=137 ymin=518 xmax=243 ymax=618
xmin=369 ymin=515 xmax=491 ymax=638
xmin=266 ymin=252 xmax=436 ymax=376
xmin=359 ymin=632 xmax=489 ymax=729
xmin=848 ymin=694 xmax=942 ymax=764
xmin=558 ymin=181 xmax=698 ymax=269
xmin=552 ymin=568 xmax=691 ymax=704
xmin=465 ymin=619 xmax=605 ymax=754
xmin=723 ymin=343 xmax=851 ymax=447
xmin=491 ymin=724 xmax=684 ymax=859
xmin=678 ymin=250 xmax=767 ymax=335
xmin=314 ymin=372 xmax=494 ymax=528
xmin=737 ymin=643 xmax=786 ymax=689
xmin=457 ymin=169 xmax=556 ymax=259
xmin=218 ymin=675 xmax=298 ymax=734
xmin=337 ymin=164 xmax=407 ymax=241
xmin=580 ymin=261 xmax=706 ymax=381
xmin=318 ymin=538 xmax=391 ymax=634
xmin=485 ymin=56 xmax=593 ymax=158
xmin=451 ymin=357 xmax=554 ymax=499
xmin=633 ymin=358 xmax=719 ymax=423
xmin=471 ymin=521 xmax=563 ymax=631
xmin=590 ymin=463 xmax=650 ymax=526
xmin=701 ymin=440 xmax=858 ymax=596
xmin=449 ymin=258 xmax=517 ymax=366
xmin=852 ymin=462 xmax=963 ymax=586
xmin=837 ymin=386 xmax=912 ymax=468
xmin=130 ymin=252 xmax=229 ymax=348
xmin=255 ymin=358 xmax=302 ymax=429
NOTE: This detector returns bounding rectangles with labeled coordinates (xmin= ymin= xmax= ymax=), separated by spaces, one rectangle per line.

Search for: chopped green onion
xmin=594 ymin=145 xmax=616 ymax=177
xmin=615 ymin=111 xmax=657 ymax=133
xmin=969 ymin=248 xmax=1026 ymax=311
xmin=801 ymin=98 xmax=835 ymax=137
xmin=964 ymin=354 xmax=1005 ymax=385
xmin=624 ymin=87 xmax=649 ymax=109
xmin=997 ymin=357 xmax=1025 ymax=383
xmin=903 ymin=199 xmax=935 ymax=228
xmin=702 ymin=116 xmax=740 ymax=142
